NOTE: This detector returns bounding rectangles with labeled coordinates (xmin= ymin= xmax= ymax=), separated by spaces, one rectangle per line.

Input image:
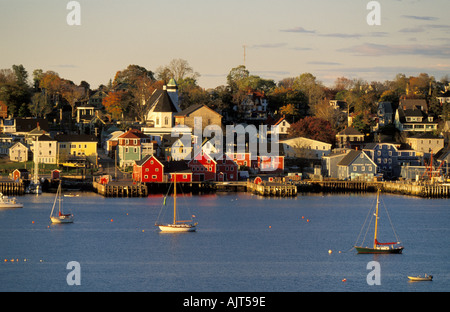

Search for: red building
xmin=163 ymin=160 xmax=192 ymax=182
xmin=188 ymin=152 xmax=238 ymax=182
xmin=226 ymin=152 xmax=251 ymax=168
xmin=216 ymin=154 xmax=238 ymax=181
xmin=257 ymin=156 xmax=284 ymax=173
xmin=188 ymin=152 xmax=217 ymax=182
xmin=133 ymin=156 xmax=193 ymax=183
xmin=133 ymin=155 xmax=164 ymax=183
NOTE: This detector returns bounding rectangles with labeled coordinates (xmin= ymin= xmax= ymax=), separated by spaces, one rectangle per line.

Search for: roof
xmin=55 ymin=134 xmax=98 ymax=142
xmin=336 ymin=127 xmax=363 ymax=136
xmin=36 ymin=134 xmax=56 ymax=141
xmin=147 ymin=89 xmax=179 ymax=113
xmin=162 ymin=160 xmax=191 ymax=173
xmin=337 ymin=150 xmax=375 ymax=167
xmin=400 ymin=99 xmax=428 ymax=111
xmin=118 ymin=129 xmax=150 ymax=139
xmin=14 ymin=118 xmax=49 ymax=133
xmin=174 ymin=104 xmax=222 ymax=118
xmin=408 ymin=133 xmax=443 ymax=140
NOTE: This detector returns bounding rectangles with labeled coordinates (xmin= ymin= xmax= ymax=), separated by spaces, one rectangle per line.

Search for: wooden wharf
xmin=93 ymin=181 xmax=148 ymax=197
xmin=0 ymin=181 xmax=25 ymax=196
xmin=310 ymin=180 xmax=450 ymax=198
xmin=247 ymin=181 xmax=297 ymax=197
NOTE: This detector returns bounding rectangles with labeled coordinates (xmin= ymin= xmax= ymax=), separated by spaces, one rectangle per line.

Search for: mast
xmin=373 ymin=189 xmax=380 ymax=249
xmin=173 ymin=174 xmax=177 ymax=225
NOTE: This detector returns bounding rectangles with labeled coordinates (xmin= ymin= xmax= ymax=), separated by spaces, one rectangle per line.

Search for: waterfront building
xmin=337 ymin=150 xmax=377 ymax=181
xmin=281 ymin=136 xmax=331 ymax=160
xmin=406 ymin=133 xmax=445 ymax=156
xmin=55 ymin=134 xmax=98 ymax=166
xmin=32 ymin=134 xmax=57 ymax=164
xmin=363 ymin=142 xmax=421 ymax=179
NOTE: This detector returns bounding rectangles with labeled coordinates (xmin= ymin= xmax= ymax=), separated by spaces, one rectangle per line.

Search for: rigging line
xmin=156 ymin=181 xmax=173 ymax=224
xmin=354 ymin=195 xmax=376 ymax=246
xmin=380 ymin=195 xmax=401 ymax=242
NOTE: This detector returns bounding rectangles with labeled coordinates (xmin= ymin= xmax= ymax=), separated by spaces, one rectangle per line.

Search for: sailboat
xmin=155 ymin=174 xmax=197 ymax=232
xmin=354 ymin=189 xmax=403 ymax=254
xmin=50 ymin=183 xmax=74 ymax=224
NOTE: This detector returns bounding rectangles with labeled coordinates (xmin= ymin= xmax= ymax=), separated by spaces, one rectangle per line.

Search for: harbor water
xmin=0 ymin=192 xmax=449 ymax=292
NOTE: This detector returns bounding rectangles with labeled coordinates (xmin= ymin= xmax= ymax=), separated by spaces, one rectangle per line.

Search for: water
xmin=0 ymin=191 xmax=449 ymax=292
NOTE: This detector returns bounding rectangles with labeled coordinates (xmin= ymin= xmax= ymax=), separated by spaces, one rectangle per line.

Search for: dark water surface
xmin=0 ymin=192 xmax=449 ymax=292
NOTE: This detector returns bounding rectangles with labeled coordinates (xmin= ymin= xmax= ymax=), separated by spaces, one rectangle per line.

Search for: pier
xmin=93 ymin=181 xmax=148 ymax=197
xmin=0 ymin=181 xmax=25 ymax=196
xmin=247 ymin=181 xmax=297 ymax=197
xmin=310 ymin=180 xmax=450 ymax=198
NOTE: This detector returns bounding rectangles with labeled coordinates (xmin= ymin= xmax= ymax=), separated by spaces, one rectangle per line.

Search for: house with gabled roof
xmin=174 ymin=104 xmax=222 ymax=133
xmin=335 ymin=127 xmax=364 ymax=148
xmin=144 ymin=85 xmax=181 ymax=128
xmin=117 ymin=129 xmax=153 ymax=167
xmin=9 ymin=142 xmax=28 ymax=162
xmin=337 ymin=150 xmax=377 ymax=181
xmin=394 ymin=106 xmax=438 ymax=133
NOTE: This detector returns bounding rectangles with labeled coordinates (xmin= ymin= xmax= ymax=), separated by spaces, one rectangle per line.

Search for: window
xmin=165 ymin=117 xmax=169 ymax=125
xmin=144 ymin=175 xmax=148 ymax=179
xmin=145 ymin=168 xmax=149 ymax=172
xmin=353 ymin=166 xmax=357 ymax=171
xmin=152 ymin=175 xmax=157 ymax=179
xmin=155 ymin=168 xmax=159 ymax=172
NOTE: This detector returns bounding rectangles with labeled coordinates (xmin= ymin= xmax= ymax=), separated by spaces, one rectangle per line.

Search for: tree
xmin=103 ymin=91 xmax=124 ymax=119
xmin=288 ymin=116 xmax=336 ymax=144
xmin=156 ymin=59 xmax=199 ymax=83
xmin=61 ymin=80 xmax=86 ymax=117
xmin=293 ymin=73 xmax=325 ymax=112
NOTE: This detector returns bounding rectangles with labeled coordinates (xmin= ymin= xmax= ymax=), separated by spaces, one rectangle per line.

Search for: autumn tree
xmin=103 ymin=91 xmax=124 ymax=119
xmin=288 ymin=116 xmax=336 ymax=144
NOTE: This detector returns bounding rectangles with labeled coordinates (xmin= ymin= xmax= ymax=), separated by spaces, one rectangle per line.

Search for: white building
xmin=281 ymin=137 xmax=332 ymax=159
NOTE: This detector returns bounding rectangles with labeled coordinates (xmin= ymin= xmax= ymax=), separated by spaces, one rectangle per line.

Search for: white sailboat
xmin=155 ymin=174 xmax=197 ymax=232
xmin=50 ymin=183 xmax=74 ymax=223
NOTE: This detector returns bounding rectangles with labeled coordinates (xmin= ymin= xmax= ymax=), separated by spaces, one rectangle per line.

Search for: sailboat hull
xmin=51 ymin=215 xmax=74 ymax=224
xmin=355 ymin=246 xmax=403 ymax=254
xmin=157 ymin=224 xmax=196 ymax=232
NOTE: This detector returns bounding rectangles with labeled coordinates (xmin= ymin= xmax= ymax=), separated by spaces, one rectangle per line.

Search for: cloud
xmin=250 ymin=43 xmax=287 ymax=49
xmin=52 ymin=64 xmax=78 ymax=68
xmin=339 ymin=43 xmax=450 ymax=58
xmin=280 ymin=26 xmax=315 ymax=34
xmin=402 ymin=15 xmax=439 ymax=21
xmin=308 ymin=61 xmax=342 ymax=66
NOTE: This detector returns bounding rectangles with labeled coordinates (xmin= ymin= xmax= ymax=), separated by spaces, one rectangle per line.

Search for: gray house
xmin=337 ymin=150 xmax=377 ymax=181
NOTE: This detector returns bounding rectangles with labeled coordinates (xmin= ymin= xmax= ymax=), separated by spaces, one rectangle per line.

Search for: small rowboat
xmin=408 ymin=274 xmax=432 ymax=281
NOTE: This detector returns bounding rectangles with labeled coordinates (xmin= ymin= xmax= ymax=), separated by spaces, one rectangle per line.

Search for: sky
xmin=1 ymin=0 xmax=450 ymax=90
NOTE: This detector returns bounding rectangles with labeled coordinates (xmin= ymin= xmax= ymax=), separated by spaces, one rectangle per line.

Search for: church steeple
xmin=166 ymin=78 xmax=180 ymax=112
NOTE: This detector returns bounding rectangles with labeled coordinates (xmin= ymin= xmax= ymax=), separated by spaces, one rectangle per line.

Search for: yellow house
xmin=55 ymin=134 xmax=98 ymax=166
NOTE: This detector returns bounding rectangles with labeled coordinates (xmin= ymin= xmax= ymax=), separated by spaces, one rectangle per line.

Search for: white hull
xmin=0 ymin=193 xmax=23 ymax=208
xmin=157 ymin=224 xmax=196 ymax=232
xmin=0 ymin=203 xmax=23 ymax=209
xmin=51 ymin=215 xmax=74 ymax=224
